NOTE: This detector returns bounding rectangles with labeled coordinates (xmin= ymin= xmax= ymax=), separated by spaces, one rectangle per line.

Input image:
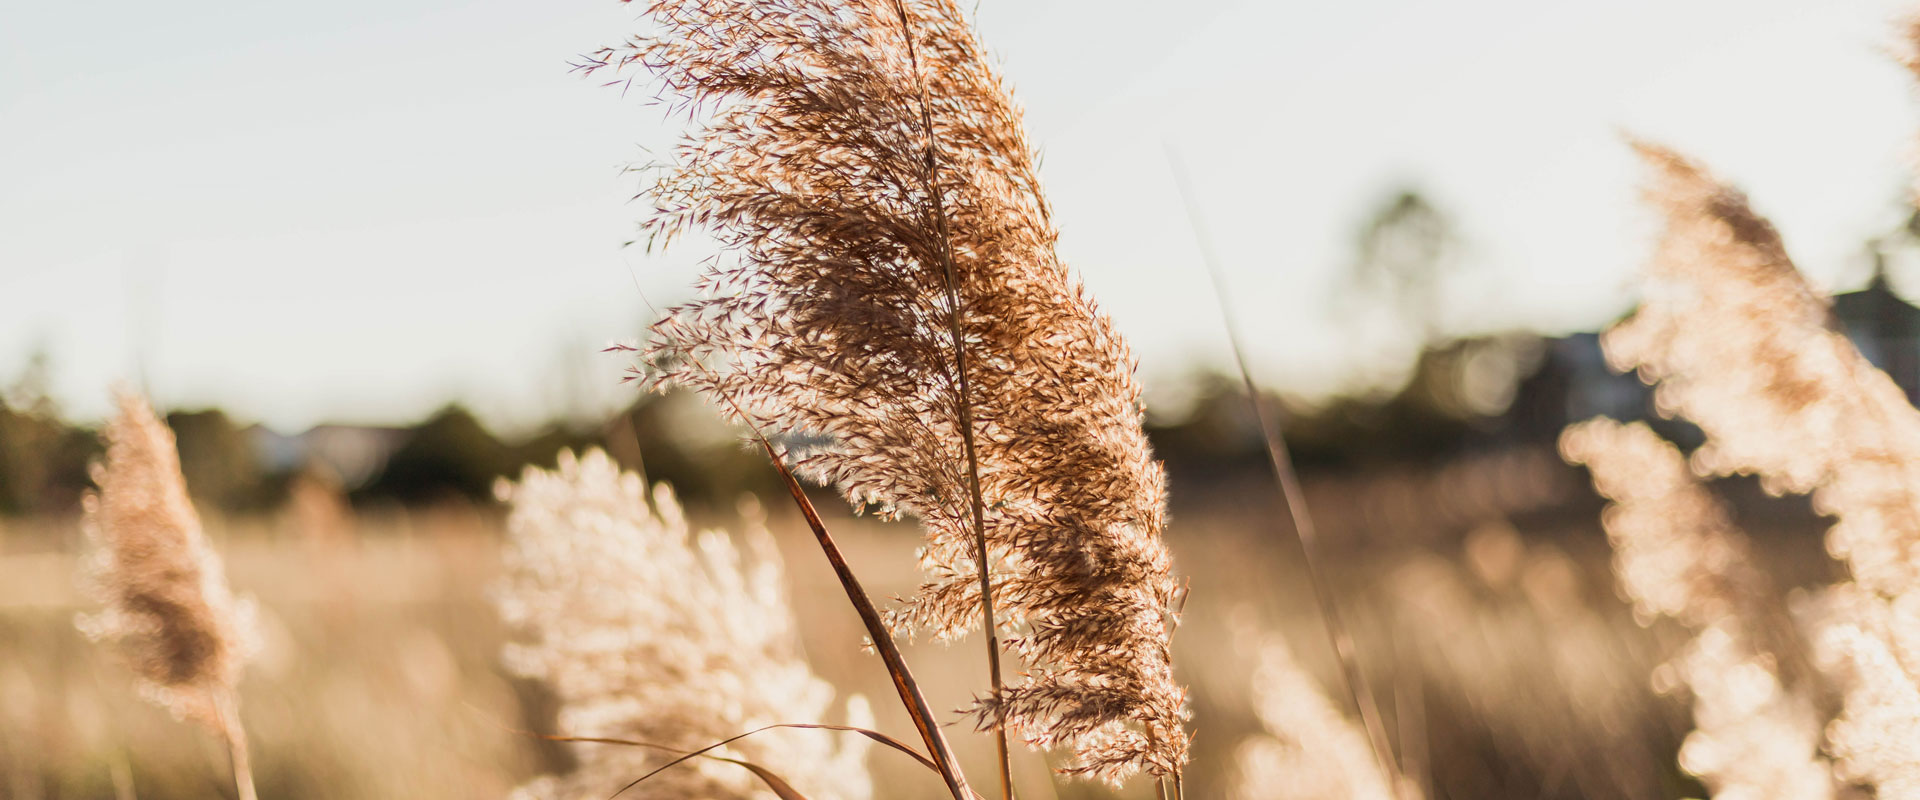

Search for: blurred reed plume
xmin=1593 ymin=140 xmax=1920 ymax=797
xmin=76 ymin=391 xmax=260 ymax=800
xmin=1605 ymin=142 xmax=1920 ymax=596
xmin=594 ymin=0 xmax=1188 ymax=784
xmin=1561 ymin=418 xmax=1834 ymax=800
xmin=495 ymin=449 xmax=873 ymax=800
xmin=1228 ymin=636 xmax=1412 ymax=800
xmin=1811 ymin=585 xmax=1920 ymax=800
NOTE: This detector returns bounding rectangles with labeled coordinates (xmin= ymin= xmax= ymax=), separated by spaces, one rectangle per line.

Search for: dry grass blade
xmin=534 ymin=723 xmax=940 ymax=775
xmin=489 ymin=700 xmax=953 ymax=800
xmin=550 ymin=722 xmax=982 ymax=800
xmin=1165 ymin=145 xmax=1406 ymax=797
xmin=524 ymin=732 xmax=810 ymax=800
xmin=603 ymin=732 xmax=815 ymax=800
xmin=756 ymin=435 xmax=975 ymax=800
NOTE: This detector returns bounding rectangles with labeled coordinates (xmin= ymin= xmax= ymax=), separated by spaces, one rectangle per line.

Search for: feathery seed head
xmin=496 ymin=449 xmax=871 ymax=800
xmin=1609 ymin=142 xmax=1920 ymax=597
xmin=76 ymin=391 xmax=257 ymax=737
xmin=1815 ymin=589 xmax=1920 ymax=800
xmin=595 ymin=0 xmax=1188 ymax=781
xmin=1559 ymin=419 xmax=1776 ymax=630
xmin=1562 ymin=418 xmax=1834 ymax=800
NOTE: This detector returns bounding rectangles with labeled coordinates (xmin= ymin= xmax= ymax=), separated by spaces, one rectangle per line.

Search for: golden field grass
xmin=0 ymin=465 xmax=1843 ymax=800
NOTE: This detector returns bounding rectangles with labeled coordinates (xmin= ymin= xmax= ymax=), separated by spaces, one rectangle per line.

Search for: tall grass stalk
xmin=600 ymin=0 xmax=1190 ymax=785
xmin=77 ymin=392 xmax=259 ymax=800
xmin=884 ymin=1 xmax=1015 ymax=790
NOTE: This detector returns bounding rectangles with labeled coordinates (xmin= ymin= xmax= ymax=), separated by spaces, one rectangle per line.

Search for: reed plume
xmin=592 ymin=0 xmax=1188 ymax=783
xmin=495 ymin=449 xmax=872 ymax=800
xmin=1228 ymin=637 xmax=1411 ymax=800
xmin=1598 ymin=142 xmax=1920 ymax=796
xmin=1812 ymin=585 xmax=1920 ymax=799
xmin=1561 ymin=418 xmax=1834 ymax=800
xmin=1798 ymin=28 xmax=1920 ymax=795
xmin=76 ymin=391 xmax=259 ymax=800
xmin=1605 ymin=143 xmax=1920 ymax=597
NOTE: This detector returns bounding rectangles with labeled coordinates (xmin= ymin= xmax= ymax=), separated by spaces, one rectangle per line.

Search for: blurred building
xmin=1833 ymin=264 xmax=1920 ymax=404
xmin=1504 ymin=332 xmax=1656 ymax=437
xmin=1500 ymin=264 xmax=1920 ymax=440
xmin=250 ymin=424 xmax=408 ymax=491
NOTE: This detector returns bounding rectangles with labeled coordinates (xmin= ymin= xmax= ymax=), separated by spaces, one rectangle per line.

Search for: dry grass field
xmin=0 ymin=467 xmax=1839 ymax=799
xmin=11 ymin=3 xmax=1920 ymax=799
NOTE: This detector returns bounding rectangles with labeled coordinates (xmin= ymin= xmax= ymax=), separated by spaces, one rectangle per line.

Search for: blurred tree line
xmin=0 ymin=353 xmax=98 ymax=515
xmin=0 ymin=189 xmax=1549 ymax=518
xmin=0 ymin=340 xmax=1578 ymax=519
xmin=7 ymin=186 xmax=1796 ymax=519
xmin=0 ymin=371 xmax=781 ymax=517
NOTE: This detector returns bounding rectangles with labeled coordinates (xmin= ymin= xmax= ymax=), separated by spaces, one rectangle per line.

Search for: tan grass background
xmin=0 ymin=481 xmax=1841 ymax=799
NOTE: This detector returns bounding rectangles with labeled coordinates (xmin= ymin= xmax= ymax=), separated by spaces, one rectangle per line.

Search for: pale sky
xmin=4 ymin=0 xmax=1917 ymax=432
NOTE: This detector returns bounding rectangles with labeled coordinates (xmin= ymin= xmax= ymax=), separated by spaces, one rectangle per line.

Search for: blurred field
xmin=0 ymin=455 xmax=1845 ymax=800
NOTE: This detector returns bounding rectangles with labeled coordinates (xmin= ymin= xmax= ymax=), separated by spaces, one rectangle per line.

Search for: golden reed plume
xmin=77 ymin=392 xmax=259 ymax=800
xmin=1596 ymin=142 xmax=1920 ymax=796
xmin=496 ymin=450 xmax=872 ymax=800
xmin=591 ymin=0 xmax=1188 ymax=783
xmin=1606 ymin=143 xmax=1920 ymax=596
xmin=1562 ymin=418 xmax=1834 ymax=800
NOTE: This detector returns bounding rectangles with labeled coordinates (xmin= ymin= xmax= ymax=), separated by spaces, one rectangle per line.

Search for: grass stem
xmin=890 ymin=2 xmax=1014 ymax=796
xmin=1166 ymin=143 xmax=1409 ymax=799
xmin=216 ymin=693 xmax=257 ymax=800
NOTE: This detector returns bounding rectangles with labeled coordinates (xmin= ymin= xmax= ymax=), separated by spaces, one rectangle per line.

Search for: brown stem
xmin=622 ymin=276 xmax=976 ymax=799
xmin=756 ymin=437 xmax=975 ymax=800
xmin=888 ymin=3 xmax=1013 ymax=797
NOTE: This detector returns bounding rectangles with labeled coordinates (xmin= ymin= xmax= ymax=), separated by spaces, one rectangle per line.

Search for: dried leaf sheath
xmin=594 ymin=0 xmax=1189 ymax=781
